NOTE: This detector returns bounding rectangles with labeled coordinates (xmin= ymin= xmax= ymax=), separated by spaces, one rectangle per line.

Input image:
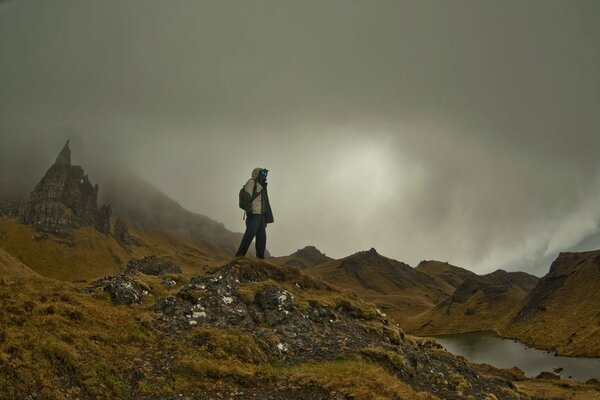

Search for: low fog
xmin=1 ymin=0 xmax=599 ymax=275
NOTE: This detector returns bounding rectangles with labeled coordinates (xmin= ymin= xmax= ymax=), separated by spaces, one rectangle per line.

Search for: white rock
xmin=222 ymin=296 xmax=234 ymax=304
xmin=276 ymin=343 xmax=287 ymax=352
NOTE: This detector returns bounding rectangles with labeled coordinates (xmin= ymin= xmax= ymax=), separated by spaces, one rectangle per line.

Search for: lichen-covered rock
xmin=85 ymin=274 xmax=149 ymax=305
xmin=256 ymin=286 xmax=295 ymax=325
xmin=125 ymin=256 xmax=181 ymax=276
xmin=20 ymin=140 xmax=112 ymax=235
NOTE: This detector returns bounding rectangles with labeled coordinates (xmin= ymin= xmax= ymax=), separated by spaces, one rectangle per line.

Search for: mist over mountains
xmin=2 ymin=1 xmax=600 ymax=275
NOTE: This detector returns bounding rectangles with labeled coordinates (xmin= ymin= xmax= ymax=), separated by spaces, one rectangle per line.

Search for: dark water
xmin=434 ymin=332 xmax=600 ymax=382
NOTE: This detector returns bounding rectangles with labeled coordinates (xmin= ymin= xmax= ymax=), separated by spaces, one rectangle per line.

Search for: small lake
xmin=434 ymin=332 xmax=600 ymax=382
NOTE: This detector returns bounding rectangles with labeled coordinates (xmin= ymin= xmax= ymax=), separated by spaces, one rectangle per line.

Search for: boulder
xmin=85 ymin=274 xmax=149 ymax=306
xmin=256 ymin=286 xmax=295 ymax=325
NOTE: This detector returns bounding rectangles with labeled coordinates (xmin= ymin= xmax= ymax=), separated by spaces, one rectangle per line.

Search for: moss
xmin=187 ymin=327 xmax=267 ymax=363
xmin=449 ymin=373 xmax=472 ymax=394
xmin=282 ymin=358 xmax=436 ymax=400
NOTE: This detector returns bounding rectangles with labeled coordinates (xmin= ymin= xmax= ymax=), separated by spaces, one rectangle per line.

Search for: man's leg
xmin=255 ymin=214 xmax=267 ymax=259
xmin=235 ymin=214 xmax=260 ymax=257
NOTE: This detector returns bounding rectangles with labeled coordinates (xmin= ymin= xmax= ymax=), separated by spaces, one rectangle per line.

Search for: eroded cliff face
xmin=20 ymin=140 xmax=111 ymax=235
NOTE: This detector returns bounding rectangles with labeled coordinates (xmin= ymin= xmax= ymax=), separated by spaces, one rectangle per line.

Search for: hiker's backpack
xmin=238 ymin=180 xmax=260 ymax=213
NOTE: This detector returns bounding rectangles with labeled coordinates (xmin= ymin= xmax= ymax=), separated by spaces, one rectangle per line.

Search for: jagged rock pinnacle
xmin=54 ymin=139 xmax=71 ymax=166
xmin=20 ymin=140 xmax=111 ymax=235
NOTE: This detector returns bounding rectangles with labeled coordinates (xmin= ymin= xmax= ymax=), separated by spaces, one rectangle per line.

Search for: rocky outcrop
xmin=20 ymin=140 xmax=111 ymax=235
xmin=125 ymin=256 xmax=181 ymax=276
xmin=150 ymin=258 xmax=521 ymax=399
xmin=85 ymin=274 xmax=150 ymax=305
xmin=113 ymin=217 xmax=141 ymax=245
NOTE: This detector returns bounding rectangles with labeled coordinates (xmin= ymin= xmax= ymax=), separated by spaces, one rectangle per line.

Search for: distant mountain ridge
xmin=302 ymin=248 xmax=451 ymax=327
xmin=300 ymin=250 xmax=540 ymax=336
xmin=269 ymin=245 xmax=333 ymax=269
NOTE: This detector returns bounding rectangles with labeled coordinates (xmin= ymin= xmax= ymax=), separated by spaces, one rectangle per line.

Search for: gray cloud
xmin=1 ymin=0 xmax=599 ymax=275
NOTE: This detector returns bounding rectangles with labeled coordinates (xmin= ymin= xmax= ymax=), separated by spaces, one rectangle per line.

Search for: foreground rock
xmin=153 ymin=258 xmax=522 ymax=400
xmin=85 ymin=273 xmax=150 ymax=305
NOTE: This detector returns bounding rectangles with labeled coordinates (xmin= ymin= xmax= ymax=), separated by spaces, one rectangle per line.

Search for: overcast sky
xmin=1 ymin=0 xmax=599 ymax=275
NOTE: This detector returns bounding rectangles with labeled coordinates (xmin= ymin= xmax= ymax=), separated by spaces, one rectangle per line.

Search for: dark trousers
xmin=235 ymin=213 xmax=267 ymax=259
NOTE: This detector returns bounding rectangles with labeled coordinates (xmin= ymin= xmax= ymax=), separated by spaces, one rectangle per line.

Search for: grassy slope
xmin=409 ymin=286 xmax=530 ymax=335
xmin=0 ymin=218 xmax=231 ymax=281
xmin=0 ymin=266 xmax=433 ymax=400
xmin=0 ymin=262 xmax=597 ymax=399
xmin=0 ymin=247 xmax=38 ymax=278
xmin=500 ymin=252 xmax=600 ymax=357
xmin=414 ymin=260 xmax=478 ymax=292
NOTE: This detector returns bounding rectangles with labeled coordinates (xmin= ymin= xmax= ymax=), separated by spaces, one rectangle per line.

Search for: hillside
xmin=501 ymin=250 xmax=600 ymax=357
xmin=301 ymin=252 xmax=540 ymax=337
xmin=0 ymin=246 xmax=38 ymax=278
xmin=1 ymin=257 xmax=597 ymax=399
xmin=415 ymin=260 xmax=480 ymax=293
xmin=302 ymin=248 xmax=450 ymax=328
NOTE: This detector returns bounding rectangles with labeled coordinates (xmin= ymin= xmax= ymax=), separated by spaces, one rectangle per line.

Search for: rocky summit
xmin=20 ymin=140 xmax=111 ymax=235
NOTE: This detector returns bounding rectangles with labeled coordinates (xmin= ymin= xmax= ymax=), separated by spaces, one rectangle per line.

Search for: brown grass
xmin=0 ymin=218 xmax=230 ymax=281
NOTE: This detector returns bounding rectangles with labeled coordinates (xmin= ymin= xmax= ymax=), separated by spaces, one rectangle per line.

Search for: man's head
xmin=252 ymin=167 xmax=268 ymax=182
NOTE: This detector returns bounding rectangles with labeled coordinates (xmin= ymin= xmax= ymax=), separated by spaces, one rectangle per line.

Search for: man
xmin=235 ymin=167 xmax=274 ymax=259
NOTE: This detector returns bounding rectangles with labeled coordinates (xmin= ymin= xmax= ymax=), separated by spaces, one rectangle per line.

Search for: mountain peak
xmin=54 ymin=139 xmax=71 ymax=166
xmin=294 ymin=245 xmax=326 ymax=258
